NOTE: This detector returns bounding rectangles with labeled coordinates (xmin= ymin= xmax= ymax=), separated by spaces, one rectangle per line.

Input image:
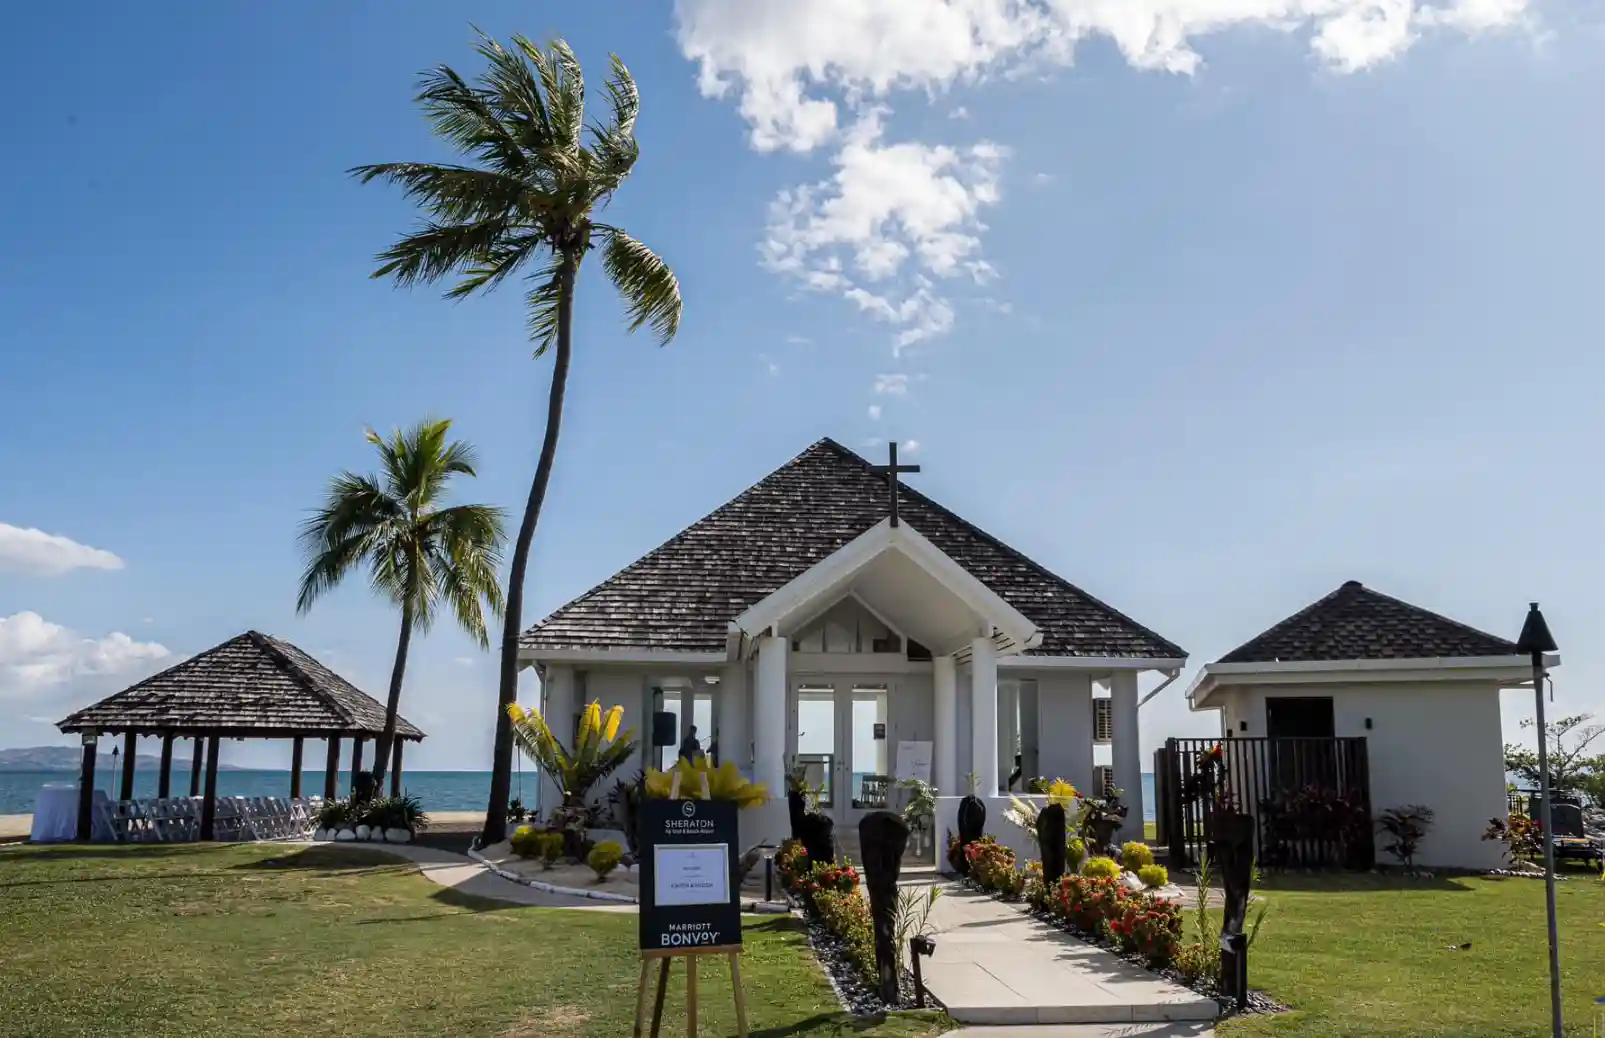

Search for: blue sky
xmin=3 ymin=1 xmax=1602 ymax=771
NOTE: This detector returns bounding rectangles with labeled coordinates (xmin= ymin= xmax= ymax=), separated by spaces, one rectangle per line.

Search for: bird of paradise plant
xmin=643 ymin=756 xmax=769 ymax=809
xmin=507 ymin=700 xmax=638 ymax=810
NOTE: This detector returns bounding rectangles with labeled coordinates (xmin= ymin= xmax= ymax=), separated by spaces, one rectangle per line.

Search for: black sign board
xmin=873 ymin=722 xmax=886 ymax=740
xmin=638 ymin=798 xmax=742 ymax=953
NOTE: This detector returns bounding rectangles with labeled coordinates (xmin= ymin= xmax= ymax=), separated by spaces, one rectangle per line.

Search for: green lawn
xmin=1220 ymin=871 xmax=1605 ymax=1038
xmin=0 ymin=843 xmax=946 ymax=1038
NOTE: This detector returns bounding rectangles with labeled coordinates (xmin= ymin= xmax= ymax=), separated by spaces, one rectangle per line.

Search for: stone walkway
xmin=922 ymin=886 xmax=1218 ymax=1027
xmin=293 ymin=841 xmax=636 ymax=910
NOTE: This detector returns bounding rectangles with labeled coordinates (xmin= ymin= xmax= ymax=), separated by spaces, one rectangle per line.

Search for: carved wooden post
xmin=860 ymin=811 xmax=910 ymax=1005
xmin=1037 ymin=803 xmax=1067 ymax=887
xmin=1210 ymin=812 xmax=1255 ymax=1008
xmin=955 ymin=792 xmax=985 ymax=875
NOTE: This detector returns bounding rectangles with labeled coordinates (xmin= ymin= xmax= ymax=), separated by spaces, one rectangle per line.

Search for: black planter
xmin=787 ymin=788 xmax=807 ymax=840
xmin=955 ymin=794 xmax=986 ymax=875
xmin=859 ymin=811 xmax=910 ymax=1004
xmin=1037 ymin=803 xmax=1067 ymax=886
xmin=798 ymin=810 xmax=835 ymax=868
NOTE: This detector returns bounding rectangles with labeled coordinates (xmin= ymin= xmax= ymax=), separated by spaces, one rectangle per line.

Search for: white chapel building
xmin=518 ymin=438 xmax=1186 ymax=849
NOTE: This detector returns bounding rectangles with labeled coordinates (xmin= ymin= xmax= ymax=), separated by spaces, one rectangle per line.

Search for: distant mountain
xmin=0 ymin=746 xmax=246 ymax=773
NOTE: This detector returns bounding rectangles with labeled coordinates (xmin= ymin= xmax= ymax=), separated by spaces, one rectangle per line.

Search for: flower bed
xmin=774 ymin=839 xmax=939 ymax=1017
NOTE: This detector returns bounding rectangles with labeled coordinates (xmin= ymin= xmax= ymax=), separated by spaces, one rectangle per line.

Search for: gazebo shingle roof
xmin=57 ymin=631 xmax=424 ymax=739
xmin=522 ymin=438 xmax=1184 ymax=659
xmin=1217 ymin=580 xmax=1518 ymax=664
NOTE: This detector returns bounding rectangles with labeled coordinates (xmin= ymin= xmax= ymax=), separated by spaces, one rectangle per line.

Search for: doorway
xmin=793 ymin=680 xmax=891 ymax=825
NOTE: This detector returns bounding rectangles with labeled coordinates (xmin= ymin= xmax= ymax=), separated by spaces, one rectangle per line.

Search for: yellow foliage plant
xmin=506 ymin=700 xmax=636 ymax=807
xmin=643 ymin=756 xmax=769 ymax=809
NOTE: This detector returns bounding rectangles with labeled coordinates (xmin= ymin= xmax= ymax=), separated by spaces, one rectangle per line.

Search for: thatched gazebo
xmin=57 ymin=630 xmax=425 ymax=841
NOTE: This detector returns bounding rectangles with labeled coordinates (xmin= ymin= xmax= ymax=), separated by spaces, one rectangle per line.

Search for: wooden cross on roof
xmin=871 ymin=441 xmax=920 ymax=527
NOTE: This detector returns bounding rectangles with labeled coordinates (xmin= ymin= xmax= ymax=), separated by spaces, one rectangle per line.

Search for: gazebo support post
xmin=119 ymin=731 xmax=137 ymax=801
xmin=290 ymin=737 xmax=304 ymax=799
xmin=158 ymin=733 xmax=175 ymax=798
xmin=350 ymin=738 xmax=365 ymax=795
xmin=76 ymin=736 xmax=97 ymax=841
xmin=390 ymin=741 xmax=403 ymax=797
xmin=189 ymin=737 xmax=204 ymax=796
xmin=324 ymin=737 xmax=340 ymax=799
xmin=199 ymin=735 xmax=221 ymax=840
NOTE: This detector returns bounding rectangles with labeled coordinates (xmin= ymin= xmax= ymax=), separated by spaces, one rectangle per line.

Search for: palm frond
xmin=369 ymin=217 xmax=514 ymax=289
xmin=414 ymin=62 xmax=527 ymax=173
xmin=526 ymin=260 xmax=567 ymax=354
xmin=600 ymin=228 xmax=682 ymax=345
xmin=347 ymin=162 xmax=526 ymax=223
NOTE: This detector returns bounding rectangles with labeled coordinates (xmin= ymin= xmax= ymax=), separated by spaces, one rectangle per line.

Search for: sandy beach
xmin=1 ymin=814 xmax=32 ymax=840
xmin=0 ymin=809 xmax=489 ymax=844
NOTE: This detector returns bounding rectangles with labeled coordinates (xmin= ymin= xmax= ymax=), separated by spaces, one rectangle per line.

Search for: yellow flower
xmin=603 ymin=705 xmax=623 ymax=743
xmin=1047 ymin=778 xmax=1078 ymax=806
xmin=581 ymin=701 xmax=603 ymax=740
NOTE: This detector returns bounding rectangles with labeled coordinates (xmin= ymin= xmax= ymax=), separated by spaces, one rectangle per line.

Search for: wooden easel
xmin=632 ymin=945 xmax=748 ymax=1038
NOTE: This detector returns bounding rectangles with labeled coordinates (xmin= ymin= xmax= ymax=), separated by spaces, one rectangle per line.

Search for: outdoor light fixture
xmin=909 ymin=934 xmax=937 ymax=1007
xmin=81 ymin=732 xmax=96 ymax=746
xmin=1516 ymin=601 xmax=1562 ymax=1038
xmin=1364 ymin=718 xmax=1373 ymax=730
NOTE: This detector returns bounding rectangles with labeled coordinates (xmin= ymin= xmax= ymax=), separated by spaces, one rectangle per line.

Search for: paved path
xmin=292 ymin=841 xmax=636 ymax=911
xmin=954 ymin=1025 xmax=1214 ymax=1037
xmin=922 ymin=886 xmax=1218 ymax=1027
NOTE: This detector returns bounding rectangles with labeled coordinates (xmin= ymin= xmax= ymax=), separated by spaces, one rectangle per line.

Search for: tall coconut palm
xmin=353 ymin=33 xmax=683 ymax=843
xmin=297 ymin=419 xmax=507 ymax=793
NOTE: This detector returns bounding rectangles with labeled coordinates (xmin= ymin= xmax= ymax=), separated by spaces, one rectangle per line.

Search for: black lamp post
xmin=1516 ymin=602 xmax=1561 ymax=1038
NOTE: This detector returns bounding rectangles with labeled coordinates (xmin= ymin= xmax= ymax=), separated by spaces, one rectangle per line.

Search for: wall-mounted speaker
xmin=651 ymin=711 xmax=678 ymax=748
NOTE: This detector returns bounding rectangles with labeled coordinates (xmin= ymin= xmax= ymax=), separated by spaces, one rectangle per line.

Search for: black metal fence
xmin=1154 ymin=737 xmax=1374 ymax=870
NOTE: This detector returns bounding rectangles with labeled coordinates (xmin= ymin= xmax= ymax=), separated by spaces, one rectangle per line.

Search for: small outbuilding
xmin=57 ymin=630 xmax=424 ymax=841
xmin=1184 ymin=580 xmax=1554 ymax=871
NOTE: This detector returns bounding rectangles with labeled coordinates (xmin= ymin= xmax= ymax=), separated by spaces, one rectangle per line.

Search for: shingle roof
xmin=58 ymin=631 xmax=425 ymax=739
xmin=523 ymin=438 xmax=1184 ymax=659
xmin=1217 ymin=580 xmax=1518 ymax=664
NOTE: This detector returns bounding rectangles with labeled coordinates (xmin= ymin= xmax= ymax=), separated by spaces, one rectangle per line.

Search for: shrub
xmin=1377 ymin=805 xmax=1435 ymax=869
xmin=359 ymin=794 xmax=429 ymax=832
xmin=1083 ymin=856 xmax=1120 ymax=880
xmin=1023 ymin=860 xmax=1051 ymax=910
xmin=315 ymin=797 xmax=356 ymax=830
xmin=1484 ymin=813 xmax=1544 ymax=863
xmin=1137 ymin=864 xmax=1169 ymax=889
xmin=1065 ymin=836 xmax=1087 ymax=874
xmin=776 ymin=838 xmax=810 ymax=892
xmin=1121 ymin=841 xmax=1154 ymax=871
xmin=510 ymin=824 xmax=543 ymax=858
xmin=798 ymin=859 xmax=859 ymax=898
xmin=964 ymin=836 xmax=1017 ymax=893
xmin=814 ymin=887 xmax=876 ymax=986
xmin=538 ymin=832 xmax=565 ymax=868
xmin=946 ymin=831 xmax=968 ymax=873
xmin=1045 ymin=872 xmax=1181 ymax=967
xmin=588 ymin=840 xmax=624 ymax=880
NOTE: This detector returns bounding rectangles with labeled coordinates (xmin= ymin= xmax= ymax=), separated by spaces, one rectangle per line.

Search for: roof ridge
xmin=249 ymin=631 xmax=353 ymax=725
xmin=1339 ymin=582 xmax=1516 ymax=650
xmin=824 ymin=440 xmax=1185 ymax=658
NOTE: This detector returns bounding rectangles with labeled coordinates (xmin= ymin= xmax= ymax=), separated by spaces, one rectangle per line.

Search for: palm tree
xmin=297 ymin=419 xmax=507 ymax=793
xmin=354 ymin=33 xmax=683 ymax=843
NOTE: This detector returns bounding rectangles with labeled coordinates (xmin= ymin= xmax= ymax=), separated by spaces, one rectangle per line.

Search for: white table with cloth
xmin=28 ymin=784 xmax=112 ymax=842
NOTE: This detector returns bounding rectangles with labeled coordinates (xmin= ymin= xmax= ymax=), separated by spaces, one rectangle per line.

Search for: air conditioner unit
xmin=1093 ymin=697 xmax=1113 ymax=744
xmin=1094 ymin=765 xmax=1115 ymax=798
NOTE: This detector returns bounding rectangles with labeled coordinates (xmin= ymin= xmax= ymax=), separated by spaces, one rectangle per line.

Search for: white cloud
xmin=677 ymin=0 xmax=1533 ymax=346
xmin=1031 ymin=172 xmax=1054 ymax=184
xmin=0 ymin=524 xmax=123 ymax=576
xmin=949 ymin=105 xmax=970 ymax=119
xmin=785 ymin=334 xmax=813 ymax=345
xmin=0 ymin=611 xmax=169 ymax=702
xmin=868 ymin=404 xmax=884 ymax=420
xmin=874 ymin=373 xmax=911 ymax=396
xmin=454 ymin=656 xmax=476 ymax=668
xmin=904 ymin=439 xmax=922 ymax=453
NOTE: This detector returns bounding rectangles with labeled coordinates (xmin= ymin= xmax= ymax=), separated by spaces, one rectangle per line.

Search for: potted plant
xmin=899 ymin=779 xmax=937 ymax=858
xmin=508 ymin=699 xmax=638 ymax=859
xmin=956 ymin=772 xmax=986 ymax=875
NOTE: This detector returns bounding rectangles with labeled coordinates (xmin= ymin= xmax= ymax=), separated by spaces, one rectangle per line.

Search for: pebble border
xmin=466 ymin=846 xmax=639 ymax=904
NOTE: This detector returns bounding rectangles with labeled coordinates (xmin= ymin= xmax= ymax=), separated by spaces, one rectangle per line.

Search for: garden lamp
xmin=1516 ymin=601 xmax=1561 ymax=1038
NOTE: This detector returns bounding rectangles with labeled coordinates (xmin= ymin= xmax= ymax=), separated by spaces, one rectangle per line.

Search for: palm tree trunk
xmin=483 ymin=252 xmax=578 ymax=846
xmin=370 ymin=597 xmax=414 ymax=793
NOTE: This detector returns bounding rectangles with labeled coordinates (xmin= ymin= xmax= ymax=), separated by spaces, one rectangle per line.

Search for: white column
xmin=933 ymin=656 xmax=957 ymax=796
xmin=540 ymin=665 xmax=576 ymax=815
xmin=753 ymin=636 xmax=789 ymax=842
xmin=970 ymin=636 xmax=999 ymax=800
xmin=1110 ymin=669 xmax=1143 ymax=842
xmin=719 ymin=662 xmax=750 ymax=774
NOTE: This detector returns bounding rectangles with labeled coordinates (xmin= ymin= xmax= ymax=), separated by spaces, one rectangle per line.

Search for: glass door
xmin=843 ymin=685 xmax=891 ymax=825
xmin=794 ymin=686 xmax=839 ymax=813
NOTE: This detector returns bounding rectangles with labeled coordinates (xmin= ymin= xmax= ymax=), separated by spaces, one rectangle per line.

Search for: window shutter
xmin=1094 ymin=765 xmax=1115 ymax=797
xmin=1093 ymin=697 xmax=1113 ymax=744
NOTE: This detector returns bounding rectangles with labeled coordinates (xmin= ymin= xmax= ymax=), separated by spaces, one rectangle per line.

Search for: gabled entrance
xmin=792 ymin=680 xmax=891 ymax=828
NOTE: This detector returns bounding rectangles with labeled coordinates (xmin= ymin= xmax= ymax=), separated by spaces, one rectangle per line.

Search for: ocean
xmin=0 ymin=769 xmax=1159 ymax=820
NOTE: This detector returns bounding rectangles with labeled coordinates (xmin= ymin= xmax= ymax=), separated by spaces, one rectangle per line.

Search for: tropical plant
xmin=1082 ymin=856 xmax=1120 ymax=880
xmin=297 ymin=419 xmax=506 ymax=792
xmin=1483 ymin=812 xmax=1545 ymax=863
xmin=892 ymin=885 xmax=943 ymax=971
xmin=355 ymin=32 xmax=684 ymax=845
xmin=1065 ymin=836 xmax=1088 ymax=874
xmin=508 ymin=700 xmax=637 ymax=810
xmin=642 ymin=757 xmax=768 ymax=808
xmin=539 ymin=831 xmax=565 ymax=868
xmin=507 ymin=797 xmax=528 ymax=823
xmin=1377 ymin=804 xmax=1435 ymax=870
xmin=1121 ymin=841 xmax=1155 ymax=871
xmin=1137 ymin=864 xmax=1169 ymax=889
xmin=510 ymin=824 xmax=543 ymax=858
xmin=360 ymin=794 xmax=429 ymax=832
xmin=588 ymin=840 xmax=624 ymax=880
xmin=315 ymin=798 xmax=356 ymax=830
xmin=899 ymin=778 xmax=936 ymax=834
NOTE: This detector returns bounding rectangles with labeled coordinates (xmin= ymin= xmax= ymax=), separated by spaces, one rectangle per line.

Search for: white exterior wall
xmin=1035 ymin=672 xmax=1095 ymax=793
xmin=1215 ymin=680 xmax=1508 ymax=870
xmin=585 ymin=669 xmax=648 ymax=786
